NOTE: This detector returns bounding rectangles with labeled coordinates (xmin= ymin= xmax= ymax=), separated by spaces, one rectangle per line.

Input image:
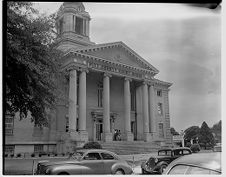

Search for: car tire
xmin=115 ymin=169 xmax=125 ymax=175
xmin=159 ymin=164 xmax=167 ymax=174
xmin=142 ymin=169 xmax=146 ymax=174
xmin=58 ymin=172 xmax=69 ymax=175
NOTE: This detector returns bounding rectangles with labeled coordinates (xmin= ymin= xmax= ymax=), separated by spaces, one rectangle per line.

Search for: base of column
xmin=125 ymin=132 xmax=134 ymax=141
xmin=69 ymin=131 xmax=79 ymax=141
xmin=79 ymin=130 xmax=88 ymax=142
xmin=103 ymin=132 xmax=113 ymax=142
xmin=143 ymin=132 xmax=152 ymax=142
xmin=150 ymin=132 xmax=157 ymax=141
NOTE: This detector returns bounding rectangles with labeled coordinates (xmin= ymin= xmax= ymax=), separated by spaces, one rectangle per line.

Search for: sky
xmin=33 ymin=2 xmax=221 ymax=132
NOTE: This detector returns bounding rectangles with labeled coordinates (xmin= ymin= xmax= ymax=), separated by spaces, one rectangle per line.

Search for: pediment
xmin=72 ymin=42 xmax=159 ymax=74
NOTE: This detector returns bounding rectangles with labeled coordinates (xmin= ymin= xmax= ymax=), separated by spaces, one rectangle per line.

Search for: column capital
xmin=79 ymin=67 xmax=89 ymax=73
xmin=142 ymin=80 xmax=149 ymax=85
xmin=125 ymin=77 xmax=132 ymax=82
xmin=104 ymin=72 xmax=112 ymax=78
xmin=148 ymin=82 xmax=155 ymax=87
xmin=66 ymin=65 xmax=79 ymax=72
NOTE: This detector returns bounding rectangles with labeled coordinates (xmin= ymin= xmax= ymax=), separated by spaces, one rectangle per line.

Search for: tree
xmin=211 ymin=120 xmax=221 ymax=143
xmin=170 ymin=127 xmax=179 ymax=135
xmin=5 ymin=2 xmax=63 ymax=126
xmin=199 ymin=121 xmax=215 ymax=149
xmin=184 ymin=126 xmax=200 ymax=145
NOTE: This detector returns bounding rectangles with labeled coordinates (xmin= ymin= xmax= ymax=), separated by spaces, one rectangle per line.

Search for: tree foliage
xmin=198 ymin=121 xmax=215 ymax=148
xmin=184 ymin=126 xmax=200 ymax=142
xmin=170 ymin=127 xmax=179 ymax=135
xmin=6 ymin=2 xmax=63 ymax=126
xmin=211 ymin=120 xmax=221 ymax=143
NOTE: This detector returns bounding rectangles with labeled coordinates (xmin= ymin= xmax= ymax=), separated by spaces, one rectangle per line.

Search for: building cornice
xmin=62 ymin=51 xmax=157 ymax=81
xmin=64 ymin=41 xmax=159 ymax=75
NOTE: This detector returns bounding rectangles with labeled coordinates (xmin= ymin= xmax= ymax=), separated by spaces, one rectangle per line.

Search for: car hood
xmin=39 ymin=159 xmax=81 ymax=166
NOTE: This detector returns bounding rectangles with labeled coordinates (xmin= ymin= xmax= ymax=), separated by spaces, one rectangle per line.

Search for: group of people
xmin=113 ymin=129 xmax=121 ymax=141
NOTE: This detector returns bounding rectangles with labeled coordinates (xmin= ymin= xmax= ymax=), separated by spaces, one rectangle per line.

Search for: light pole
xmin=181 ymin=130 xmax=185 ymax=147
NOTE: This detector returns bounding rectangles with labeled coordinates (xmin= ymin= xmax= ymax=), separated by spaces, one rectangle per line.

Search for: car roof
xmin=165 ymin=152 xmax=221 ymax=172
xmin=77 ymin=149 xmax=119 ymax=156
xmin=159 ymin=147 xmax=191 ymax=151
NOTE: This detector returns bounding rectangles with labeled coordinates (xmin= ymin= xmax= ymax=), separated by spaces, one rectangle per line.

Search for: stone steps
xmin=100 ymin=141 xmax=165 ymax=155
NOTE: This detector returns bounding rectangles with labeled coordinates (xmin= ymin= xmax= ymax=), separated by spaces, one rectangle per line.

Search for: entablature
xmin=61 ymin=52 xmax=157 ymax=81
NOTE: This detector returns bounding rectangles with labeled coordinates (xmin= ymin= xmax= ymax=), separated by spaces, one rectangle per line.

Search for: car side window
xmin=101 ymin=153 xmax=115 ymax=160
xmin=83 ymin=153 xmax=101 ymax=160
xmin=186 ymin=166 xmax=212 ymax=174
xmin=168 ymin=165 xmax=189 ymax=174
xmin=183 ymin=150 xmax=191 ymax=155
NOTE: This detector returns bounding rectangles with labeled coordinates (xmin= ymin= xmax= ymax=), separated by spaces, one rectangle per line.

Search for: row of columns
xmin=143 ymin=82 xmax=157 ymax=141
xmin=68 ymin=68 xmax=156 ymax=142
xmin=68 ymin=68 xmax=88 ymax=141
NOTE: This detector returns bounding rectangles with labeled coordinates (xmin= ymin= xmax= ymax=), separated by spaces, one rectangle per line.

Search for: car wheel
xmin=115 ymin=169 xmax=125 ymax=175
xmin=159 ymin=164 xmax=167 ymax=174
xmin=142 ymin=169 xmax=146 ymax=174
xmin=58 ymin=172 xmax=69 ymax=175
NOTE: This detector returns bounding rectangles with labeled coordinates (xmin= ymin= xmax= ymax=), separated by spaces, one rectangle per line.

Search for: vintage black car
xmin=141 ymin=147 xmax=192 ymax=174
xmin=163 ymin=152 xmax=221 ymax=175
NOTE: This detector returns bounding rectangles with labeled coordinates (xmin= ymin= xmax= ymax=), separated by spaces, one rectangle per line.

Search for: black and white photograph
xmin=3 ymin=1 xmax=222 ymax=175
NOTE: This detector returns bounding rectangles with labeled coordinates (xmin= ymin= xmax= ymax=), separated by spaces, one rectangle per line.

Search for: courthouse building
xmin=5 ymin=2 xmax=172 ymax=155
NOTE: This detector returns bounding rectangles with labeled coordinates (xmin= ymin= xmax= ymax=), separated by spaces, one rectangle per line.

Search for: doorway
xmin=96 ymin=120 xmax=103 ymax=141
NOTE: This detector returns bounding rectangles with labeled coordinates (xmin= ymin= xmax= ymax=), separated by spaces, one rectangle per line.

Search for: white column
xmin=124 ymin=77 xmax=133 ymax=141
xmin=68 ymin=69 xmax=78 ymax=135
xmin=103 ymin=73 xmax=112 ymax=141
xmin=78 ymin=69 xmax=88 ymax=141
xmin=149 ymin=84 xmax=156 ymax=139
xmin=143 ymin=82 xmax=150 ymax=141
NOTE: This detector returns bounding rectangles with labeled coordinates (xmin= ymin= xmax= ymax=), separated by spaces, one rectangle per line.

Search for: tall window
xmin=5 ymin=113 xmax=14 ymax=136
xmin=65 ymin=116 xmax=69 ymax=132
xmin=34 ymin=145 xmax=43 ymax=153
xmin=157 ymin=103 xmax=163 ymax=115
xmin=97 ymin=82 xmax=103 ymax=107
xmin=157 ymin=90 xmax=162 ymax=97
xmin=75 ymin=16 xmax=86 ymax=36
xmin=5 ymin=145 xmax=15 ymax=154
xmin=131 ymin=90 xmax=136 ymax=111
xmin=159 ymin=123 xmax=164 ymax=138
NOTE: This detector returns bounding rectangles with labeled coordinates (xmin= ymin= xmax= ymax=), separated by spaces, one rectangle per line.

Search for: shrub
xmin=54 ymin=153 xmax=57 ymax=156
xmin=83 ymin=142 xmax=102 ymax=149
xmin=17 ymin=153 xmax=21 ymax=158
xmin=48 ymin=153 xmax=50 ymax=157
xmin=190 ymin=144 xmax=201 ymax=153
xmin=39 ymin=154 xmax=42 ymax=157
xmin=5 ymin=154 xmax=8 ymax=158
xmin=10 ymin=154 xmax=14 ymax=158
xmin=31 ymin=153 xmax=35 ymax=157
xmin=62 ymin=153 xmax=65 ymax=156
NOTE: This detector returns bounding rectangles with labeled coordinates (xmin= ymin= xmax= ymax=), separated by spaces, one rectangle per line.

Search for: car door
xmin=100 ymin=152 xmax=118 ymax=174
xmin=80 ymin=152 xmax=104 ymax=174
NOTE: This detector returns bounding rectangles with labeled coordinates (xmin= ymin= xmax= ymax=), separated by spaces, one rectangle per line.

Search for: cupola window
xmin=73 ymin=16 xmax=87 ymax=36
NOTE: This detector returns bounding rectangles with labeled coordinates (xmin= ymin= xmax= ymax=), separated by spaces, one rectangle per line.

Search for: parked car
xmin=141 ymin=147 xmax=192 ymax=174
xmin=35 ymin=149 xmax=133 ymax=175
xmin=163 ymin=152 xmax=221 ymax=175
xmin=213 ymin=145 xmax=221 ymax=152
xmin=190 ymin=143 xmax=201 ymax=153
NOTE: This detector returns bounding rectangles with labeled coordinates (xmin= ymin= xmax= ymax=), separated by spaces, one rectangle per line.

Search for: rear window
xmin=158 ymin=150 xmax=172 ymax=156
xmin=168 ymin=164 xmax=189 ymax=174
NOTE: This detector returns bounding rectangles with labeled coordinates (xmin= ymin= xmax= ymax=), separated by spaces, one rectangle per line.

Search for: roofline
xmin=65 ymin=41 xmax=159 ymax=74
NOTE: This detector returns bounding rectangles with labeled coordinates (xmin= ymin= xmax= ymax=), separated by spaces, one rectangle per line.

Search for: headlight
xmin=45 ymin=168 xmax=50 ymax=174
xmin=154 ymin=158 xmax=158 ymax=163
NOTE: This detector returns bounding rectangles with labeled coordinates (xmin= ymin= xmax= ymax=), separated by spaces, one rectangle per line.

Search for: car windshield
xmin=158 ymin=150 xmax=172 ymax=156
xmin=69 ymin=151 xmax=84 ymax=160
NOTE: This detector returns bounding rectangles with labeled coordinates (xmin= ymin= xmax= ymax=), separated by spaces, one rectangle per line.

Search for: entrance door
xmin=131 ymin=121 xmax=137 ymax=140
xmin=96 ymin=121 xmax=103 ymax=141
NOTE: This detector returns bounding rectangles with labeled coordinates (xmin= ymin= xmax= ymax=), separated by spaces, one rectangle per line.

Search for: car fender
xmin=47 ymin=164 xmax=85 ymax=175
xmin=155 ymin=161 xmax=168 ymax=170
xmin=111 ymin=162 xmax=132 ymax=174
